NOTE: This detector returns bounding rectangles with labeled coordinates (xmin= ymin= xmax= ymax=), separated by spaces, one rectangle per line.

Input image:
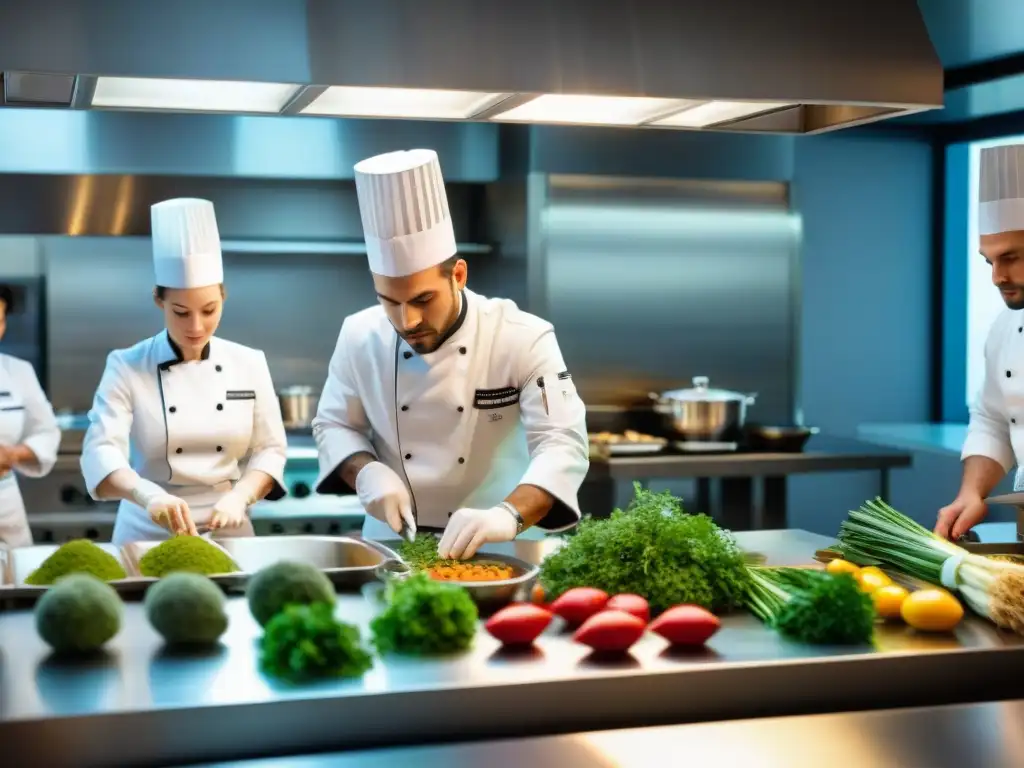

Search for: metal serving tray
xmin=374 ymin=538 xmax=541 ymax=614
xmin=213 ymin=535 xmax=397 ymax=590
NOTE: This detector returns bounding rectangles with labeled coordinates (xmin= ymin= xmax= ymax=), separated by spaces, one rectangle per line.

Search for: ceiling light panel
xmin=654 ymin=101 xmax=795 ymax=128
xmin=491 ymin=94 xmax=699 ymax=126
xmin=301 ymin=87 xmax=506 ymax=119
xmin=91 ymin=77 xmax=300 ymax=113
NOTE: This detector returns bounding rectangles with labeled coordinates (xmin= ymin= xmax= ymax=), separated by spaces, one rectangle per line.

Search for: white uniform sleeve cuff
xmin=961 ymin=431 xmax=1015 ymax=472
xmin=17 ymin=433 xmax=60 ymax=478
xmin=81 ymin=447 xmax=131 ymax=499
xmin=247 ymin=450 xmax=288 ymax=501
xmin=314 ymin=429 xmax=376 ymax=495
xmin=519 ymin=454 xmax=588 ymax=532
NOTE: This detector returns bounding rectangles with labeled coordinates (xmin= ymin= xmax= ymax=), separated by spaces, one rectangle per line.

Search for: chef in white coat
xmin=0 ymin=284 xmax=61 ymax=546
xmin=80 ymin=198 xmax=288 ymax=547
xmin=313 ymin=149 xmax=589 ymax=559
xmin=938 ymin=143 xmax=1024 ymax=539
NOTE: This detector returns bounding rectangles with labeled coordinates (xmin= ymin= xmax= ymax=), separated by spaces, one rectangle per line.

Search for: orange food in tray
xmin=427 ymin=562 xmax=515 ymax=582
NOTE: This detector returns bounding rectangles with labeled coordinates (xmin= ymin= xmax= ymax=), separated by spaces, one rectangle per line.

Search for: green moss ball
xmin=138 ymin=536 xmax=239 ymax=578
xmin=35 ymin=574 xmax=123 ymax=654
xmin=247 ymin=560 xmax=336 ymax=627
xmin=145 ymin=572 xmax=229 ymax=647
xmin=25 ymin=539 xmax=127 ymax=585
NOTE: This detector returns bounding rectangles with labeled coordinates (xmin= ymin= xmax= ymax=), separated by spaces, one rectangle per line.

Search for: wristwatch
xmin=497 ymin=501 xmax=525 ymax=535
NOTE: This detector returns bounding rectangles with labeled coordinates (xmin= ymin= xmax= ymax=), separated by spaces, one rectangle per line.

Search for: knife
xmin=399 ymin=518 xmax=416 ymax=543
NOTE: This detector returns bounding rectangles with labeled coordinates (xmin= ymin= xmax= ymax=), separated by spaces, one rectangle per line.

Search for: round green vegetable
xmin=145 ymin=572 xmax=229 ymax=647
xmin=138 ymin=536 xmax=239 ymax=578
xmin=259 ymin=602 xmax=372 ymax=683
xmin=370 ymin=573 xmax=478 ymax=655
xmin=246 ymin=560 xmax=336 ymax=627
xmin=35 ymin=574 xmax=123 ymax=654
xmin=25 ymin=539 xmax=127 ymax=585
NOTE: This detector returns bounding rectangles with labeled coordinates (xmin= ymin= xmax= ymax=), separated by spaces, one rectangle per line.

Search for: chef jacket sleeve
xmin=515 ymin=323 xmax=590 ymax=532
xmin=962 ymin=319 xmax=1016 ymax=471
xmin=312 ymin=317 xmax=376 ymax=495
xmin=11 ymin=358 xmax=60 ymax=478
xmin=81 ymin=351 xmax=135 ymax=498
xmin=243 ymin=350 xmax=288 ymax=501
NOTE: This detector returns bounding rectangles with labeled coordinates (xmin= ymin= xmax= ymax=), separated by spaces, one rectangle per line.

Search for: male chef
xmin=937 ymin=143 xmax=1024 ymax=540
xmin=312 ymin=148 xmax=589 ymax=559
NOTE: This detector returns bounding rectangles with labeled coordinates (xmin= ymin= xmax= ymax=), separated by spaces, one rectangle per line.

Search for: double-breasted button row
xmin=174 ymin=445 xmax=224 ymax=454
xmin=169 ymin=403 xmax=224 ymax=412
xmin=401 ymin=453 xmax=466 ymax=463
xmin=397 ymin=404 xmax=467 ymax=413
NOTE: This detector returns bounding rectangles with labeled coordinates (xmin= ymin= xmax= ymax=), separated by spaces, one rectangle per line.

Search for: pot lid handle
xmin=692 ymin=376 xmax=710 ymax=390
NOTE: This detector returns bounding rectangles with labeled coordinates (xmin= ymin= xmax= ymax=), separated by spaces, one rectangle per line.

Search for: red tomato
xmin=573 ymin=610 xmax=646 ymax=652
xmin=551 ymin=587 xmax=610 ymax=625
xmin=648 ymin=605 xmax=721 ymax=646
xmin=484 ymin=604 xmax=554 ymax=645
xmin=606 ymin=593 xmax=650 ymax=624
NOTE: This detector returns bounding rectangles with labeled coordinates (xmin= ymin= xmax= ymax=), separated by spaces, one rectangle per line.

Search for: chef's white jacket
xmin=0 ymin=354 xmax=60 ymax=547
xmin=963 ymin=307 xmax=1024 ymax=489
xmin=81 ymin=331 xmax=287 ymax=546
xmin=313 ymin=289 xmax=589 ymax=537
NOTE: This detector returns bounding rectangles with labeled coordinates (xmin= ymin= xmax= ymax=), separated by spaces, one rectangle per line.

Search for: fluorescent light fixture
xmin=654 ymin=101 xmax=794 ymax=127
xmin=301 ymin=87 xmax=506 ymax=119
xmin=91 ymin=77 xmax=301 ymax=113
xmin=491 ymin=94 xmax=698 ymax=126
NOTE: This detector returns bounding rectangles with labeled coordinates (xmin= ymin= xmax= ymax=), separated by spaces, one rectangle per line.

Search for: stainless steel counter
xmin=2 ymin=530 xmax=1022 ymax=767
xmin=201 ymin=699 xmax=1024 ymax=768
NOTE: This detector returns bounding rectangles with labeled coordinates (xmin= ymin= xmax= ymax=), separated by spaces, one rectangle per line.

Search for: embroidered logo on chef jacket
xmin=225 ymin=390 xmax=256 ymax=401
xmin=473 ymin=386 xmax=520 ymax=410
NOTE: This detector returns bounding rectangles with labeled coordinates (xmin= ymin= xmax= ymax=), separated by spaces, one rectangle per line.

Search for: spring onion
xmin=836 ymin=497 xmax=1024 ymax=634
xmin=743 ymin=566 xmax=875 ymax=644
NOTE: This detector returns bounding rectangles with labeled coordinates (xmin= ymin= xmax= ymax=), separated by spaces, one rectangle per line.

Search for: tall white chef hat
xmin=979 ymin=144 xmax=1024 ymax=236
xmin=150 ymin=198 xmax=225 ymax=288
xmin=353 ymin=149 xmax=457 ymax=278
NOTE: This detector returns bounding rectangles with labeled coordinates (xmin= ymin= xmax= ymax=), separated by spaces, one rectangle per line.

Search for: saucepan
xmin=277 ymin=386 xmax=318 ymax=429
xmin=649 ymin=375 xmax=757 ymax=443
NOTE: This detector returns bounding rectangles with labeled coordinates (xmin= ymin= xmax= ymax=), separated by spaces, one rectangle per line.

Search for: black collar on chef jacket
xmin=158 ymin=330 xmax=211 ymax=371
xmin=434 ymin=289 xmax=469 ymax=348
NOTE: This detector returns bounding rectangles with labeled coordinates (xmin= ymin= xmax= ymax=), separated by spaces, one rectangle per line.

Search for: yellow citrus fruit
xmin=900 ymin=589 xmax=964 ymax=632
xmin=871 ymin=584 xmax=909 ymax=619
xmin=826 ymin=558 xmax=860 ymax=576
xmin=856 ymin=568 xmax=892 ymax=593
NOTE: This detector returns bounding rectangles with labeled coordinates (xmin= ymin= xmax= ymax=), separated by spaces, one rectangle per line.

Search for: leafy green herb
xmin=370 ymin=573 xmax=478 ymax=655
xmin=539 ymin=483 xmax=750 ymax=615
xmin=396 ymin=534 xmax=461 ymax=570
xmin=744 ymin=566 xmax=875 ymax=645
xmin=259 ymin=602 xmax=373 ymax=683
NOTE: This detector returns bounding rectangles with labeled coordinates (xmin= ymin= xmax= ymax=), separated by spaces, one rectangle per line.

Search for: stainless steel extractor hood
xmin=0 ymin=0 xmax=943 ymax=134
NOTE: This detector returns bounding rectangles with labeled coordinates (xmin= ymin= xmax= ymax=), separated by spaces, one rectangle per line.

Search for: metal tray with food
xmin=120 ymin=538 xmax=250 ymax=593
xmin=374 ymin=538 xmax=540 ymax=613
xmin=589 ymin=430 xmax=667 ymax=457
xmin=212 ymin=535 xmax=397 ymax=589
xmin=1 ymin=542 xmax=148 ymax=600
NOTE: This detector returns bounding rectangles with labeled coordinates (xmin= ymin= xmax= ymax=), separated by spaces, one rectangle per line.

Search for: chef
xmin=313 ymin=148 xmax=589 ymax=559
xmin=0 ymin=284 xmax=61 ymax=547
xmin=80 ymin=198 xmax=288 ymax=547
xmin=938 ymin=143 xmax=1024 ymax=540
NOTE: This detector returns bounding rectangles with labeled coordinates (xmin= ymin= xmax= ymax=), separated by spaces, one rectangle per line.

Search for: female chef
xmin=80 ymin=198 xmax=288 ymax=547
xmin=0 ymin=284 xmax=61 ymax=546
xmin=312 ymin=149 xmax=589 ymax=559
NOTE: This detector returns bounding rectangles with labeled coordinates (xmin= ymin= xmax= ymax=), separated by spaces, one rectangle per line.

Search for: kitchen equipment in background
xmin=278 ymin=385 xmax=318 ymax=429
xmin=650 ymin=376 xmax=757 ymax=450
xmin=745 ymin=425 xmax=820 ymax=453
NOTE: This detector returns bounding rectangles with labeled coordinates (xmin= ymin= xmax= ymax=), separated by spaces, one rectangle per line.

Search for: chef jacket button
xmin=1008 ymin=371 xmax=1013 ymax=378
xmin=457 ymin=406 xmax=465 ymax=413
xmin=459 ymin=346 xmax=467 ymax=355
xmin=216 ymin=445 xmax=223 ymax=452
xmin=401 ymin=405 xmax=409 ymax=412
xmin=217 ymin=403 xmax=224 ymax=410
xmin=1019 ymin=328 xmax=1022 ymax=333
xmin=175 ymin=448 xmax=183 ymax=454
xmin=458 ymin=457 xmax=465 ymax=464
xmin=216 ymin=364 xmax=222 ymax=372
xmin=168 ymin=406 xmax=176 ymax=413
xmin=403 ymin=351 xmax=413 ymax=360
xmin=404 ymin=453 xmax=412 ymax=460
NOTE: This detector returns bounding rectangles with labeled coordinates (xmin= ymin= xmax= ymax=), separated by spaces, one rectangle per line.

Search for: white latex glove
xmin=356 ymin=461 xmax=415 ymax=538
xmin=438 ymin=506 xmax=518 ymax=560
xmin=210 ymin=490 xmax=251 ymax=530
xmin=132 ymin=480 xmax=197 ymax=536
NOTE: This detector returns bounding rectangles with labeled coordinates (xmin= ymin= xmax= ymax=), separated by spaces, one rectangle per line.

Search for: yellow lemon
xmin=871 ymin=584 xmax=909 ymax=620
xmin=826 ymin=558 xmax=860 ymax=577
xmin=900 ymin=589 xmax=964 ymax=632
xmin=856 ymin=568 xmax=892 ymax=593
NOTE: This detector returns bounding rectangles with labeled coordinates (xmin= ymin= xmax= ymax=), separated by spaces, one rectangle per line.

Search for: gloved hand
xmin=356 ymin=461 xmax=415 ymax=537
xmin=438 ymin=506 xmax=518 ymax=560
xmin=132 ymin=480 xmax=197 ymax=536
xmin=210 ymin=489 xmax=251 ymax=530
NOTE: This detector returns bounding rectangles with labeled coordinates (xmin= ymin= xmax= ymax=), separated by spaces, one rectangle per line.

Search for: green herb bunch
xmin=370 ymin=573 xmax=478 ymax=655
xmin=744 ymin=567 xmax=875 ymax=645
xmin=259 ymin=602 xmax=373 ymax=683
xmin=397 ymin=534 xmax=456 ymax=570
xmin=539 ymin=484 xmax=750 ymax=614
